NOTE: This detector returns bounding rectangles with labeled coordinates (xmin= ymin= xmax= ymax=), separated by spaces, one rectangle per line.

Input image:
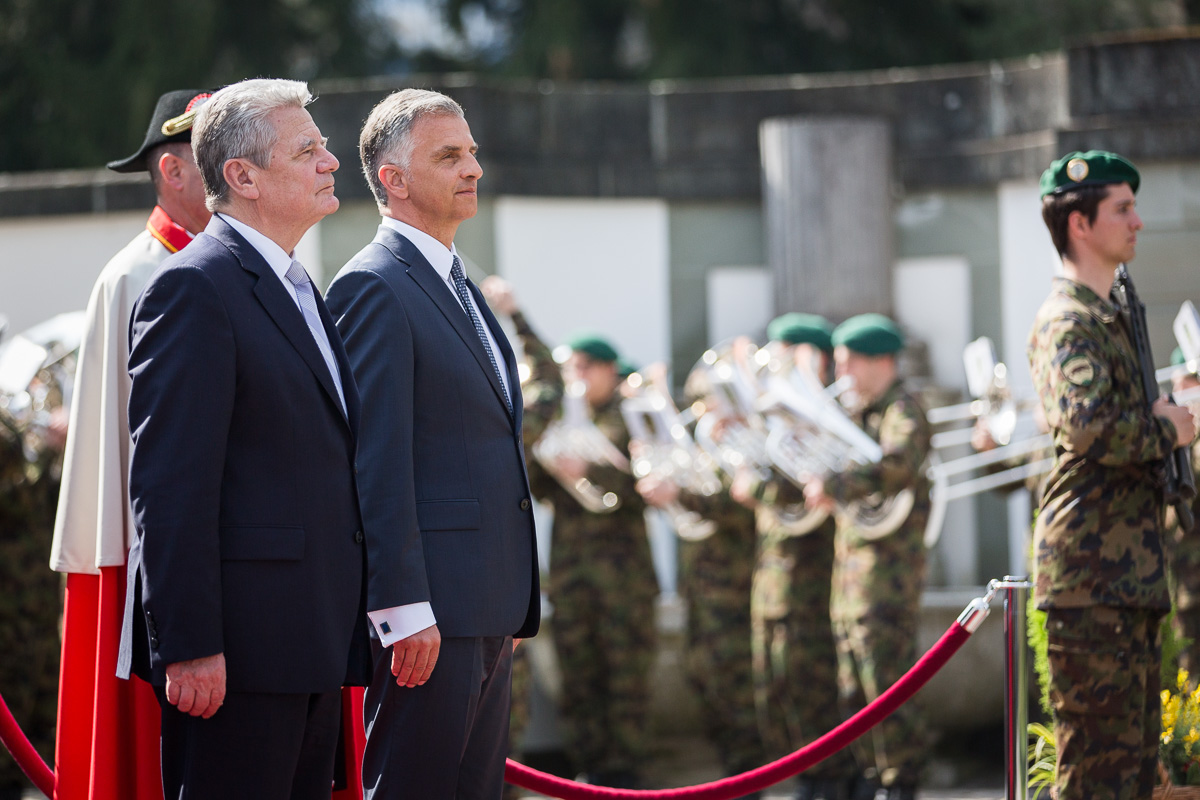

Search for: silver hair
xmin=192 ymin=78 xmax=312 ymax=211
xmin=359 ymin=89 xmax=464 ymax=208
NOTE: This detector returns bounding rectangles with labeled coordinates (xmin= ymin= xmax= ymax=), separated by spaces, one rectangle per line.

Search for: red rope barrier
xmin=0 ymin=618 xmax=973 ymax=800
xmin=0 ymin=689 xmax=55 ymax=797
xmin=505 ymin=620 xmax=973 ymax=799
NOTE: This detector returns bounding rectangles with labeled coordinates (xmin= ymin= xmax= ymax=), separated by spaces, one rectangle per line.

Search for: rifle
xmin=1113 ymin=263 xmax=1197 ymax=530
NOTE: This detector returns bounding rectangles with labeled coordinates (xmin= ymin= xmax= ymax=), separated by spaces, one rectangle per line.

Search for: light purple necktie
xmin=285 ymin=260 xmax=346 ymax=415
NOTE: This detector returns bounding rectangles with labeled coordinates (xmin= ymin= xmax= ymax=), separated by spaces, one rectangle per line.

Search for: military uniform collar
xmin=1051 ymin=277 xmax=1120 ymax=323
xmin=863 ymin=377 xmax=905 ymax=415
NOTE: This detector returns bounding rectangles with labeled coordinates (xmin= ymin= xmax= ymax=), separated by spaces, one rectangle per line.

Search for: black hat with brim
xmin=107 ymin=89 xmax=212 ymax=173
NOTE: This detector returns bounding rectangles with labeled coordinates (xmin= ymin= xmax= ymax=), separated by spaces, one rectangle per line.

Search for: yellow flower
xmin=1180 ymin=669 xmax=1191 ymax=692
xmin=1187 ymin=727 xmax=1200 ymax=747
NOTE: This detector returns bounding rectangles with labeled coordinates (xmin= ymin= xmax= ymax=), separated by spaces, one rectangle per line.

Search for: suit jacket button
xmin=354 ymin=530 xmax=364 ymax=543
xmin=149 ymin=637 xmax=159 ymax=648
xmin=520 ymin=498 xmax=531 ymax=511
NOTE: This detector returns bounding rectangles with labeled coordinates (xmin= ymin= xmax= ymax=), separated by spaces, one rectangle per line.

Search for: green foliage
xmin=1027 ymin=721 xmax=1056 ymax=800
xmin=0 ymin=0 xmax=401 ymax=172
xmin=438 ymin=0 xmax=1188 ymax=81
xmin=1028 ymin=593 xmax=1052 ymax=716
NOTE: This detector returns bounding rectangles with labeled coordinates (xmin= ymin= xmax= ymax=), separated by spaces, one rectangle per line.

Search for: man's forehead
xmin=269 ymin=106 xmax=321 ymax=145
xmin=414 ymin=113 xmax=474 ymax=146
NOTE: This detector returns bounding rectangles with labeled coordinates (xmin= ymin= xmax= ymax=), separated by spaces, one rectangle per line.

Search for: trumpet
xmin=621 ymin=368 xmax=721 ymax=541
xmin=532 ymin=379 xmax=629 ymax=514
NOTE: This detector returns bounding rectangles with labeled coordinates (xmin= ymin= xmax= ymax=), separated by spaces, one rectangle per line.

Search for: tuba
xmin=532 ymin=379 xmax=629 ymax=514
xmin=621 ymin=367 xmax=721 ymax=541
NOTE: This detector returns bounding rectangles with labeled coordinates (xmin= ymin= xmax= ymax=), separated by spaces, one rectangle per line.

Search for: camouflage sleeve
xmin=1039 ymin=318 xmax=1176 ymax=466
xmin=512 ymin=311 xmax=565 ymax=448
xmin=585 ymin=405 xmax=635 ymax=493
xmin=825 ymin=396 xmax=929 ymax=503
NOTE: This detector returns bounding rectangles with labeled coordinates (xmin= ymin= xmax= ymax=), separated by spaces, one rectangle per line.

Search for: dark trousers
xmin=363 ymin=635 xmax=513 ymax=800
xmin=155 ymin=686 xmax=342 ymax=800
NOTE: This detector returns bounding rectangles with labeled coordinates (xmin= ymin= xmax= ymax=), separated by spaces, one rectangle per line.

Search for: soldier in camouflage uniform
xmin=805 ymin=314 xmax=932 ymax=800
xmin=1165 ymin=347 xmax=1200 ymax=675
xmin=634 ymin=378 xmax=764 ymax=792
xmin=0 ymin=394 xmax=65 ymax=798
xmin=527 ymin=333 xmax=658 ymax=789
xmin=481 ymin=276 xmax=564 ymax=800
xmin=724 ymin=315 xmax=858 ymax=800
xmin=1027 ymin=150 xmax=1196 ymax=800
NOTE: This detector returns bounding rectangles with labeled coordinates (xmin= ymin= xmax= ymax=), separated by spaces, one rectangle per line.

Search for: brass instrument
xmin=689 ymin=343 xmax=829 ymax=536
xmin=0 ymin=312 xmax=85 ymax=466
xmin=621 ymin=369 xmax=721 ymax=541
xmin=532 ymin=379 xmax=629 ymax=514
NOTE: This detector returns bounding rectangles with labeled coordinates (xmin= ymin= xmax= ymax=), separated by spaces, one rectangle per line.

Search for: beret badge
xmin=1066 ymin=158 xmax=1089 ymax=183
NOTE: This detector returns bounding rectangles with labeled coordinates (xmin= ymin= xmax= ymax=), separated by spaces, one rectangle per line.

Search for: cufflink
xmin=380 ymin=621 xmax=391 ymax=635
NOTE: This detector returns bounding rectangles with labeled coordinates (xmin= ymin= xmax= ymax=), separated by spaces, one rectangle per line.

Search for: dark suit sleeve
xmin=128 ymin=265 xmax=234 ymax=669
xmin=326 ymin=268 xmax=431 ymax=613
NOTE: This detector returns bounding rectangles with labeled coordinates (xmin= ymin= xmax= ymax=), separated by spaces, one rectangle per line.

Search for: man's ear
xmin=1067 ymin=208 xmax=1091 ymax=241
xmin=156 ymin=151 xmax=185 ymax=191
xmin=379 ymin=163 xmax=409 ymax=201
xmin=223 ymin=158 xmax=260 ymax=201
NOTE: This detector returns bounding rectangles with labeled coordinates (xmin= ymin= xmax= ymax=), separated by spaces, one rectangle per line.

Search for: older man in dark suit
xmin=120 ymin=77 xmax=371 ymax=800
xmin=325 ymin=89 xmax=539 ymax=800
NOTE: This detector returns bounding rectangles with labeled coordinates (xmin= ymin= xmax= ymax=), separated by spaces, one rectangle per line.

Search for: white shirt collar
xmin=380 ymin=216 xmax=459 ymax=282
xmin=214 ymin=212 xmax=296 ymax=283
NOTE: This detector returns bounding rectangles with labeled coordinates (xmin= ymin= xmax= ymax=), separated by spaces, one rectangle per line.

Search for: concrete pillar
xmin=760 ymin=116 xmax=894 ymax=319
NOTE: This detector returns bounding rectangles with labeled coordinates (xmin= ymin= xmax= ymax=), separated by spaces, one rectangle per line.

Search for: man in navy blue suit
xmin=325 ymin=89 xmax=540 ymax=800
xmin=120 ymin=78 xmax=371 ymax=799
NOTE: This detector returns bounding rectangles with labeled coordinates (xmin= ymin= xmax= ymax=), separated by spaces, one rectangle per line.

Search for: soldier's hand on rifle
xmin=1154 ymin=396 xmax=1197 ymax=448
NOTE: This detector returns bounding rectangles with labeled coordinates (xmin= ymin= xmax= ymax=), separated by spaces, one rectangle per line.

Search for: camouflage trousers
xmin=1046 ymin=606 xmax=1162 ymax=800
xmin=684 ymin=576 xmax=763 ymax=774
xmin=504 ymin=646 xmax=531 ymax=800
xmin=752 ymin=524 xmax=856 ymax=780
xmin=833 ymin=603 xmax=927 ymax=787
xmin=551 ymin=549 xmax=658 ymax=776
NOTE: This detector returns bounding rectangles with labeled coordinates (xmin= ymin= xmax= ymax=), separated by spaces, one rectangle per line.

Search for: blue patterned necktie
xmin=284 ymin=260 xmax=346 ymax=415
xmin=450 ymin=255 xmax=513 ymax=416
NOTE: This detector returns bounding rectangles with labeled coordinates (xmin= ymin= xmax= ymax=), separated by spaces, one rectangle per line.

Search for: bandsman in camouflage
xmin=0 ymin=389 xmax=66 ymax=797
xmin=634 ymin=369 xmax=764 ymax=794
xmin=527 ymin=332 xmax=658 ymax=789
xmin=726 ymin=314 xmax=857 ymax=800
xmin=1028 ymin=150 xmax=1196 ymax=800
xmin=804 ymin=314 xmax=932 ymax=800
xmin=1165 ymin=347 xmax=1200 ymax=675
xmin=481 ymin=276 xmax=563 ymax=800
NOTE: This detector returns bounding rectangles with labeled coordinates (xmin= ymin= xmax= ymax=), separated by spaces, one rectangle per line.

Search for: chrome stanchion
xmin=1002 ymin=576 xmax=1032 ymax=800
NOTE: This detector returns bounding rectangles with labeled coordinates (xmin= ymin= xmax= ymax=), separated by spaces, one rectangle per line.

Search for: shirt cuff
xmin=368 ymin=602 xmax=436 ymax=648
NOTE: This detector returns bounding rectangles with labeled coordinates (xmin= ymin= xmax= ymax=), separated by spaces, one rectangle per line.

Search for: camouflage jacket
xmin=513 ymin=310 xmax=564 ymax=451
xmin=677 ymin=482 xmax=757 ymax=592
xmin=1027 ymin=277 xmax=1177 ymax=610
xmin=823 ymin=379 xmax=932 ymax=529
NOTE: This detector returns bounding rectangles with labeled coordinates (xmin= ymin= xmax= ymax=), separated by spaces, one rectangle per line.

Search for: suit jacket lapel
xmin=211 ymin=219 xmax=351 ymax=429
xmin=374 ymin=226 xmax=514 ymax=421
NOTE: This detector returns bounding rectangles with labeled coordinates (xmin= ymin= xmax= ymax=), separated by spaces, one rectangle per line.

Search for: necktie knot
xmin=285 ymin=260 xmax=310 ymax=289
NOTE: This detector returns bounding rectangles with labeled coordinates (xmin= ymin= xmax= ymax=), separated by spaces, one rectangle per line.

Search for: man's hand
xmin=481 ymin=276 xmax=518 ymax=316
xmin=392 ymin=624 xmax=441 ymax=688
xmin=729 ymin=469 xmax=757 ymax=509
xmin=970 ymin=418 xmax=997 ymax=453
xmin=555 ymin=454 xmax=588 ymax=482
xmin=165 ymin=653 xmax=226 ymax=719
xmin=1155 ymin=396 xmax=1198 ymax=448
xmin=803 ymin=477 xmax=836 ymax=513
xmin=636 ymin=475 xmax=679 ymax=508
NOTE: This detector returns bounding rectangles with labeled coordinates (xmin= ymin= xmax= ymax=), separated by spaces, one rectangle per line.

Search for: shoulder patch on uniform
xmin=1060 ymin=355 xmax=1096 ymax=386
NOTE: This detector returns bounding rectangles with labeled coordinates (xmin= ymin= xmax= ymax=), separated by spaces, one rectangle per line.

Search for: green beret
xmin=767 ymin=312 xmax=833 ymax=352
xmin=831 ymin=313 xmax=904 ymax=355
xmin=567 ymin=332 xmax=619 ymax=363
xmin=1173 ymin=347 xmax=1187 ymax=367
xmin=1039 ymin=150 xmax=1140 ymax=198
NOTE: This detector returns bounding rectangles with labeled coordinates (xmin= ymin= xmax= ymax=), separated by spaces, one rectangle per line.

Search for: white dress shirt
xmin=366 ymin=216 xmax=512 ymax=647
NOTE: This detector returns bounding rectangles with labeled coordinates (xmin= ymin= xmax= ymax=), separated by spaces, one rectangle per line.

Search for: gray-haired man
xmin=119 ymin=77 xmax=371 ymax=799
xmin=326 ymin=88 xmax=539 ymax=800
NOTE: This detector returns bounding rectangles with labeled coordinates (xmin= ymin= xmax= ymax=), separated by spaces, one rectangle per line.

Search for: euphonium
xmin=621 ymin=369 xmax=721 ymax=541
xmin=532 ymin=379 xmax=629 ymax=514
xmin=688 ymin=343 xmax=825 ymax=535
